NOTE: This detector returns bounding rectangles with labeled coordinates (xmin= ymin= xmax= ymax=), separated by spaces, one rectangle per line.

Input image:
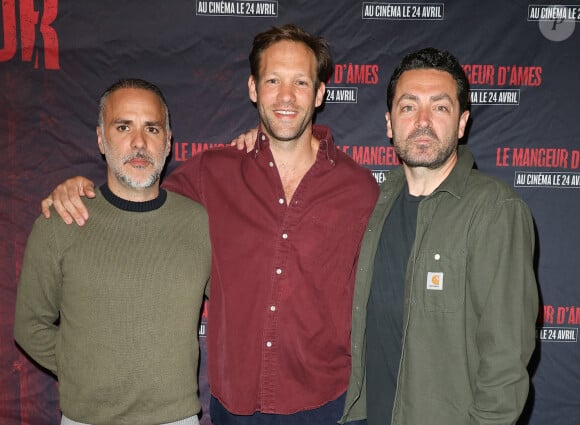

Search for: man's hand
xmin=230 ymin=128 xmax=259 ymax=152
xmin=41 ymin=177 xmax=96 ymax=226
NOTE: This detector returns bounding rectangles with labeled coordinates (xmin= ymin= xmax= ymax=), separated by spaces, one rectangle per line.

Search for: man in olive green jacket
xmin=341 ymin=48 xmax=538 ymax=425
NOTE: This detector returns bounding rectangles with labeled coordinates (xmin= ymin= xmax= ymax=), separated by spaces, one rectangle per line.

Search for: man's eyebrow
xmin=144 ymin=120 xmax=163 ymax=127
xmin=397 ymin=93 xmax=418 ymax=103
xmin=430 ymin=93 xmax=453 ymax=102
xmin=111 ymin=119 xmax=163 ymax=126
xmin=397 ymin=93 xmax=453 ymax=102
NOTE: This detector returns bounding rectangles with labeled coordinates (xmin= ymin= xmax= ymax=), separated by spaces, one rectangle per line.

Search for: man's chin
xmin=118 ymin=175 xmax=158 ymax=190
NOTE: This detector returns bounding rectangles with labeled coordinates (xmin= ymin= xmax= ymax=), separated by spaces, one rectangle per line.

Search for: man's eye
xmin=437 ymin=105 xmax=450 ymax=112
xmin=117 ymin=125 xmax=129 ymax=131
xmin=147 ymin=127 xmax=160 ymax=134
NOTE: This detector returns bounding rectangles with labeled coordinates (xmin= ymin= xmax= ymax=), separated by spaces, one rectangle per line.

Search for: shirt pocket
xmin=413 ymin=248 xmax=466 ymax=313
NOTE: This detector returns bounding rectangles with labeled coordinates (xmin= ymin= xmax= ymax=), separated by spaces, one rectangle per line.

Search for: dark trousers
xmin=209 ymin=393 xmax=366 ymax=425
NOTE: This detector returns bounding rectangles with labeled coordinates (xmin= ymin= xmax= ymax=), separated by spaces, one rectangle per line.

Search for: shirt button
xmin=276 ymin=268 xmax=282 ymax=275
xmin=266 ymin=341 xmax=272 ymax=347
xmin=278 ymin=198 xmax=285 ymax=205
xmin=269 ymin=161 xmax=274 ymax=167
xmin=270 ymin=305 xmax=276 ymax=312
xmin=434 ymin=253 xmax=441 ymax=261
xmin=261 ymin=134 xmax=266 ymax=141
xmin=282 ymin=233 xmax=288 ymax=239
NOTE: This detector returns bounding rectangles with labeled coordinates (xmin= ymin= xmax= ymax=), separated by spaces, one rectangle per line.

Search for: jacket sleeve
xmin=14 ymin=216 xmax=63 ymax=375
xmin=468 ymin=197 xmax=539 ymax=425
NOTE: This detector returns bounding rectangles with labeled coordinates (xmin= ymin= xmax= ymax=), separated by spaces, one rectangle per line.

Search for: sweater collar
xmin=100 ymin=184 xmax=167 ymax=212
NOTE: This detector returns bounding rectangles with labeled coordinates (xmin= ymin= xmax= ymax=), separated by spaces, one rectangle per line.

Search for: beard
xmin=101 ymin=137 xmax=165 ymax=189
xmin=116 ymin=151 xmax=161 ymax=189
xmin=257 ymin=99 xmax=316 ymax=144
xmin=393 ymin=127 xmax=457 ymax=170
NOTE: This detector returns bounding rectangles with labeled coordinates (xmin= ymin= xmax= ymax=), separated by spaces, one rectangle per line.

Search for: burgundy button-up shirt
xmin=163 ymin=125 xmax=378 ymax=415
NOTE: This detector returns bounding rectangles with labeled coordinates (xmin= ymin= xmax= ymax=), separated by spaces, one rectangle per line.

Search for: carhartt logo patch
xmin=427 ymin=272 xmax=444 ymax=290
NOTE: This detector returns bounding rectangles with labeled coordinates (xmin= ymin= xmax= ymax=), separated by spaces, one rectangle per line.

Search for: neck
xmin=270 ymin=136 xmax=319 ymax=167
xmin=107 ymin=179 xmax=160 ymax=202
xmin=268 ymin=131 xmax=320 ymax=203
xmin=404 ymin=153 xmax=457 ymax=196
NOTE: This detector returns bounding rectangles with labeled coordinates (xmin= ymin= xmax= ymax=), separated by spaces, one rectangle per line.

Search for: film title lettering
xmin=0 ymin=0 xmax=59 ymax=69
xmin=540 ymin=304 xmax=580 ymax=325
xmin=462 ymin=65 xmax=542 ymax=87
xmin=332 ymin=64 xmax=379 ymax=85
xmin=501 ymin=147 xmax=571 ymax=168
xmin=174 ymin=142 xmax=226 ymax=161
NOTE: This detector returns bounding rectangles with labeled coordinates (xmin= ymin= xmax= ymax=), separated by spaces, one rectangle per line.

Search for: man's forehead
xmin=260 ymin=41 xmax=317 ymax=71
xmin=399 ymin=69 xmax=455 ymax=85
xmin=104 ymin=89 xmax=165 ymax=115
xmin=107 ymin=87 xmax=160 ymax=103
xmin=396 ymin=69 xmax=457 ymax=98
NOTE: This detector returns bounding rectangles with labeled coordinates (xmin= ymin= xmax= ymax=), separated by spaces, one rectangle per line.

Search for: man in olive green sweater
xmin=14 ymin=79 xmax=211 ymax=425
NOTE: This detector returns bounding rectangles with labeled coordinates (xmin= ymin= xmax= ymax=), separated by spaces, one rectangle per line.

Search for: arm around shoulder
xmin=40 ymin=176 xmax=96 ymax=226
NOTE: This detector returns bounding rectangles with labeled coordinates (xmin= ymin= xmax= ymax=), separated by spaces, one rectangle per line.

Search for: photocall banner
xmin=1 ymin=1 xmax=579 ymax=424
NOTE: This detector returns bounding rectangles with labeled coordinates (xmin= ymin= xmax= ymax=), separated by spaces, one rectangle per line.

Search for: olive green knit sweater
xmin=14 ymin=186 xmax=211 ymax=425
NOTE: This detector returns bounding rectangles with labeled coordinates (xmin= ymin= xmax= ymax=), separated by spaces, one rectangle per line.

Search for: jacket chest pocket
xmin=412 ymin=248 xmax=467 ymax=313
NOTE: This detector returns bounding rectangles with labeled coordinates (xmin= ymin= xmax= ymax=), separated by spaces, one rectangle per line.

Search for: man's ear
xmin=386 ymin=112 xmax=393 ymax=139
xmin=248 ymin=75 xmax=257 ymax=103
xmin=165 ymin=131 xmax=173 ymax=157
xmin=315 ymin=82 xmax=326 ymax=107
xmin=97 ymin=126 xmax=105 ymax=155
xmin=458 ymin=110 xmax=470 ymax=139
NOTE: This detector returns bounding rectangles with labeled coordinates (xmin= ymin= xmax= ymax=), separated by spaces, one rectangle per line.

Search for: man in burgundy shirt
xmin=41 ymin=24 xmax=378 ymax=424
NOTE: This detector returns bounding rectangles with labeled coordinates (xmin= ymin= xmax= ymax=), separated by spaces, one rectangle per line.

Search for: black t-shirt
xmin=366 ymin=187 xmax=423 ymax=425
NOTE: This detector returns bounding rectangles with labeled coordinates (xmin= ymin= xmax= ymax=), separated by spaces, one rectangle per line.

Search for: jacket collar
xmin=383 ymin=145 xmax=475 ymax=199
xmin=431 ymin=145 xmax=474 ymax=199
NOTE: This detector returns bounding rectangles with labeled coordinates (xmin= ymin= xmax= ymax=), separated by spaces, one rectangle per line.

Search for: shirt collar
xmin=254 ymin=124 xmax=337 ymax=167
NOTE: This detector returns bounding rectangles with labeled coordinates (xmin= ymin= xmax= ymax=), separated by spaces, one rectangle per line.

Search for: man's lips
xmin=409 ymin=128 xmax=438 ymax=144
xmin=126 ymin=157 xmax=152 ymax=167
xmin=274 ymin=109 xmax=297 ymax=118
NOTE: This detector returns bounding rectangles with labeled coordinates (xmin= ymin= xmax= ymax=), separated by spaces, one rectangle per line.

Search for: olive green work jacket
xmin=341 ymin=146 xmax=539 ymax=425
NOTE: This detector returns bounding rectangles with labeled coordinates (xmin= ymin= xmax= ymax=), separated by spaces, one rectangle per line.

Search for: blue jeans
xmin=210 ymin=393 xmax=366 ymax=425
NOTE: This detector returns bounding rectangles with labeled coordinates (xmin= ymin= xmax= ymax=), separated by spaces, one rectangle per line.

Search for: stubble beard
xmin=394 ymin=127 xmax=458 ymax=170
xmin=102 ymin=138 xmax=163 ymax=189
xmin=117 ymin=152 xmax=161 ymax=189
xmin=259 ymin=102 xmax=314 ymax=144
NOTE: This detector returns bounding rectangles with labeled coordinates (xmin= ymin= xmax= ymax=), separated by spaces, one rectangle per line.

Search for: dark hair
xmin=249 ymin=24 xmax=333 ymax=90
xmin=387 ymin=48 xmax=470 ymax=114
xmin=98 ymin=78 xmax=171 ymax=132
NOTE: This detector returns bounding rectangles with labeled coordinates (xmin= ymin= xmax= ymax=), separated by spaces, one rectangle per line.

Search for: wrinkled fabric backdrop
xmin=1 ymin=1 xmax=579 ymax=424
